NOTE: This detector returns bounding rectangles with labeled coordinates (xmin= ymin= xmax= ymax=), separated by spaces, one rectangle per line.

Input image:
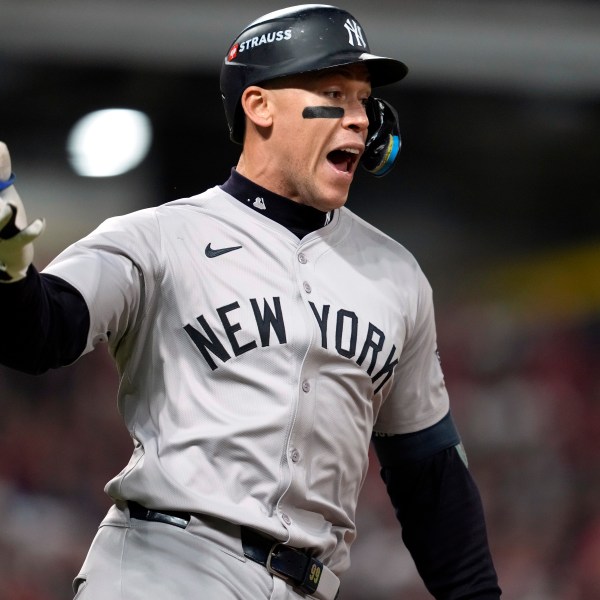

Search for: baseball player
xmin=0 ymin=4 xmax=501 ymax=599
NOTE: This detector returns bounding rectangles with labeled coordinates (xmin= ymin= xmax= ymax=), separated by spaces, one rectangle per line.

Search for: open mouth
xmin=327 ymin=147 xmax=360 ymax=173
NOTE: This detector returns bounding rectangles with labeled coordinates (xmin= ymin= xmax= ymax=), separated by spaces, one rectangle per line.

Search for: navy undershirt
xmin=220 ymin=168 xmax=331 ymax=239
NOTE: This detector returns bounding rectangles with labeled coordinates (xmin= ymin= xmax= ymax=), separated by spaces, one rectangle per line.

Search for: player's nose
xmin=342 ymin=100 xmax=369 ymax=133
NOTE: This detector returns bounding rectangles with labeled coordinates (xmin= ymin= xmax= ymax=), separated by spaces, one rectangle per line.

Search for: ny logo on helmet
xmin=344 ymin=19 xmax=366 ymax=48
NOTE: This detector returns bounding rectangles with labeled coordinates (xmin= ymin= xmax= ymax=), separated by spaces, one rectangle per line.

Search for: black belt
xmin=127 ymin=501 xmax=331 ymax=597
xmin=128 ymin=500 xmax=190 ymax=529
xmin=240 ymin=526 xmax=327 ymax=596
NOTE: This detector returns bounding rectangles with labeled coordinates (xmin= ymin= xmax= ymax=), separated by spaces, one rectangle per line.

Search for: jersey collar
xmin=220 ymin=169 xmax=332 ymax=239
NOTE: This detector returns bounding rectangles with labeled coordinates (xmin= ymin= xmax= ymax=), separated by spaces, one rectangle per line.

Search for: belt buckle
xmin=265 ymin=542 xmax=290 ymax=582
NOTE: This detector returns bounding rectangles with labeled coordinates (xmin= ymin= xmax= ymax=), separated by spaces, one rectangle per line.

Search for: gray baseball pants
xmin=72 ymin=501 xmax=310 ymax=600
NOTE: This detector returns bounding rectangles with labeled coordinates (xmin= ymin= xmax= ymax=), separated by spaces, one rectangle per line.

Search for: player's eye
xmin=324 ymin=90 xmax=343 ymax=101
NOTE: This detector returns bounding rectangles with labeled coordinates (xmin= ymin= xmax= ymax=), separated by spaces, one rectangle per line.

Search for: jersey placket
xmin=275 ymin=243 xmax=321 ymax=538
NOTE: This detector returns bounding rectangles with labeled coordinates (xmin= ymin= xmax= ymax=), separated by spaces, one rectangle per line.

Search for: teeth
xmin=341 ymin=147 xmax=359 ymax=154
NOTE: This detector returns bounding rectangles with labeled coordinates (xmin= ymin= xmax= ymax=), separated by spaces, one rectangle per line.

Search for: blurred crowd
xmin=346 ymin=299 xmax=600 ymax=600
xmin=1 ymin=296 xmax=599 ymax=599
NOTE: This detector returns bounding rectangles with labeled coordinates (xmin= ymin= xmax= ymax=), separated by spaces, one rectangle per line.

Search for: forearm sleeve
xmin=373 ymin=427 xmax=501 ymax=599
xmin=0 ymin=265 xmax=89 ymax=374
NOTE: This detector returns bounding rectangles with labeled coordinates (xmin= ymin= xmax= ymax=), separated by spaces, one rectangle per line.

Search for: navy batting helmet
xmin=220 ymin=4 xmax=408 ymax=144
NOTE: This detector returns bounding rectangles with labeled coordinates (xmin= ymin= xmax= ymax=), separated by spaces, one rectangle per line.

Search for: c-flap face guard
xmin=361 ymin=97 xmax=401 ymax=177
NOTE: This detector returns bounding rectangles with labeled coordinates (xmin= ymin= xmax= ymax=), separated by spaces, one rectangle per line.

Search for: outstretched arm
xmin=0 ymin=142 xmax=89 ymax=374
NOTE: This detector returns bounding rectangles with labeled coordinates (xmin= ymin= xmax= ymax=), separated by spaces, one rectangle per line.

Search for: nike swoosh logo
xmin=205 ymin=243 xmax=243 ymax=258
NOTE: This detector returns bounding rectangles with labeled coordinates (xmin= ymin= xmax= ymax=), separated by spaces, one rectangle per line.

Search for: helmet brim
xmin=253 ymin=52 xmax=409 ymax=89
xmin=354 ymin=53 xmax=409 ymax=87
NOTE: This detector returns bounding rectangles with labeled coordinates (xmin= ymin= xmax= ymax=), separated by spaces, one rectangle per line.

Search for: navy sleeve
xmin=372 ymin=416 xmax=502 ymax=599
xmin=0 ymin=265 xmax=90 ymax=374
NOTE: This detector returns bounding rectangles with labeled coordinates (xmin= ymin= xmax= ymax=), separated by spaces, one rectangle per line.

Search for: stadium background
xmin=1 ymin=1 xmax=599 ymax=598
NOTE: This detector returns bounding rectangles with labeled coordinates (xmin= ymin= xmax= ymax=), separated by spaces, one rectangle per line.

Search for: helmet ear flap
xmin=361 ymin=97 xmax=401 ymax=177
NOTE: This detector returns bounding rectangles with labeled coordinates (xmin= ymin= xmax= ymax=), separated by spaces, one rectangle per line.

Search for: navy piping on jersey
xmin=220 ymin=168 xmax=331 ymax=239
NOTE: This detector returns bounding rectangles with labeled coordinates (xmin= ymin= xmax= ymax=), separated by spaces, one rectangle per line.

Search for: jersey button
xmin=303 ymin=281 xmax=312 ymax=293
xmin=290 ymin=449 xmax=300 ymax=463
xmin=301 ymin=380 xmax=311 ymax=393
xmin=281 ymin=513 xmax=292 ymax=525
xmin=298 ymin=253 xmax=307 ymax=264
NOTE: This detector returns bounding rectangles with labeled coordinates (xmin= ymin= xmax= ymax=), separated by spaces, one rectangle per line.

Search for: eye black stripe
xmin=302 ymin=106 xmax=345 ymax=119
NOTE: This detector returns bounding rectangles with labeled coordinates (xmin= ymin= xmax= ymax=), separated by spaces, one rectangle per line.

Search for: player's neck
xmin=220 ymin=169 xmax=332 ymax=239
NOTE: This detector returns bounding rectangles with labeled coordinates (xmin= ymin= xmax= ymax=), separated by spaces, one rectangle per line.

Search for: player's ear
xmin=241 ymin=86 xmax=273 ymax=132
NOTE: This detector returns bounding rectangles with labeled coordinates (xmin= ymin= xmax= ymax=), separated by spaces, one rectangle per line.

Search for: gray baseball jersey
xmin=44 ymin=186 xmax=449 ymax=574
